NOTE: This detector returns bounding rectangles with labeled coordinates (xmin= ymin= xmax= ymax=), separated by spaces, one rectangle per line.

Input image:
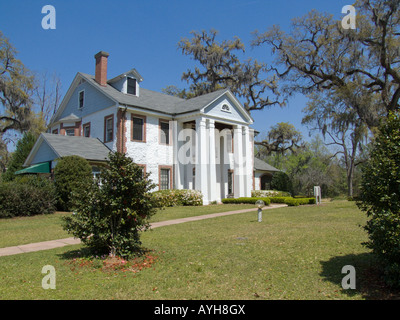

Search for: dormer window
xmin=127 ymin=78 xmax=137 ymax=95
xmin=108 ymin=69 xmax=142 ymax=95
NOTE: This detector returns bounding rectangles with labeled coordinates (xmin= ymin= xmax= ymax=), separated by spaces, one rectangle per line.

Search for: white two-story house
xmin=23 ymin=51 xmax=278 ymax=204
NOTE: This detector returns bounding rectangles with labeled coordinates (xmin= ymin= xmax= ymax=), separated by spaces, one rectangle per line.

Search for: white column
xmin=172 ymin=120 xmax=182 ymax=190
xmin=208 ymin=119 xmax=218 ymax=203
xmin=182 ymin=122 xmax=193 ymax=189
xmin=243 ymin=126 xmax=252 ymax=197
xmin=233 ymin=125 xmax=244 ymax=198
xmin=249 ymin=128 xmax=255 ymax=193
xmin=195 ymin=118 xmax=209 ymax=204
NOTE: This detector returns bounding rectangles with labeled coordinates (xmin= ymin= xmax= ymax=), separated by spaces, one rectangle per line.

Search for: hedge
xmin=221 ymin=197 xmax=271 ymax=206
xmin=251 ymin=190 xmax=291 ymax=198
xmin=0 ymin=176 xmax=57 ymax=218
xmin=284 ymin=198 xmax=316 ymax=206
xmin=221 ymin=196 xmax=315 ymax=207
xmin=268 ymin=196 xmax=293 ymax=204
xmin=152 ymin=189 xmax=203 ymax=207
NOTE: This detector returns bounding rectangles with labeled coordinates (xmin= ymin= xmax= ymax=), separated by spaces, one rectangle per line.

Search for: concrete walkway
xmin=0 ymin=204 xmax=287 ymax=257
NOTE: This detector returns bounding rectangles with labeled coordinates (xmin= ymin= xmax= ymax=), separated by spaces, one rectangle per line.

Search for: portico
xmin=173 ymin=113 xmax=254 ymax=205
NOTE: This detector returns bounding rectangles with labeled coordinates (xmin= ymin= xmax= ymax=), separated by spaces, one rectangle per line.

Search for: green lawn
xmin=149 ymin=203 xmax=256 ymax=223
xmin=2 ymin=200 xmax=396 ymax=300
xmin=0 ymin=204 xmax=255 ymax=248
xmin=0 ymin=212 xmax=71 ymax=248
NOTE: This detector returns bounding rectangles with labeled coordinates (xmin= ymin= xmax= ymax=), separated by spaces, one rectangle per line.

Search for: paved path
xmin=0 ymin=204 xmax=287 ymax=257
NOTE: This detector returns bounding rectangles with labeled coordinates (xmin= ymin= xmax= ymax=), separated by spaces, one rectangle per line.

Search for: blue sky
xmin=0 ymin=0 xmax=351 ymax=146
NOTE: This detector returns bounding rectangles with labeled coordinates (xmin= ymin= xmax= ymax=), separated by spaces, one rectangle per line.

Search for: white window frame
xmin=104 ymin=114 xmax=114 ymax=143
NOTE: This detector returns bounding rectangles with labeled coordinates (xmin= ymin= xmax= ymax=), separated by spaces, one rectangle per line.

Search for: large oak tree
xmin=252 ymin=0 xmax=400 ymax=130
xmin=0 ymin=31 xmax=35 ymax=135
xmin=172 ymin=29 xmax=284 ymax=112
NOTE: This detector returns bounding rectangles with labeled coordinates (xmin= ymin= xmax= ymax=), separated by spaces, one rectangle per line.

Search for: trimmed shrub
xmin=251 ymin=190 xmax=291 ymax=198
xmin=221 ymin=197 xmax=271 ymax=206
xmin=284 ymin=198 xmax=300 ymax=206
xmin=152 ymin=189 xmax=203 ymax=207
xmin=269 ymin=196 xmax=293 ymax=204
xmin=308 ymin=198 xmax=317 ymax=205
xmin=224 ymin=196 xmax=315 ymax=207
xmin=284 ymin=198 xmax=316 ymax=206
xmin=0 ymin=176 xmax=57 ymax=218
xmin=54 ymin=155 xmax=93 ymax=211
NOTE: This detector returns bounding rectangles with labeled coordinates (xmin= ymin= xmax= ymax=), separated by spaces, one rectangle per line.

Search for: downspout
xmin=122 ymin=106 xmax=127 ymax=154
xmin=117 ymin=105 xmax=128 ymax=154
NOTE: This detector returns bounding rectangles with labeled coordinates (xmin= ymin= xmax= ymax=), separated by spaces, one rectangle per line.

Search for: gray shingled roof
xmin=42 ymin=133 xmax=110 ymax=161
xmin=172 ymin=89 xmax=229 ymax=114
xmin=79 ymin=73 xmax=231 ymax=115
xmin=79 ymin=73 xmax=185 ymax=114
xmin=108 ymin=68 xmax=143 ymax=83
xmin=254 ymin=158 xmax=280 ymax=172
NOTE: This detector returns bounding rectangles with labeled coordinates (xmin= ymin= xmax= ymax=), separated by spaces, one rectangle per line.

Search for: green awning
xmin=15 ymin=162 xmax=51 ymax=175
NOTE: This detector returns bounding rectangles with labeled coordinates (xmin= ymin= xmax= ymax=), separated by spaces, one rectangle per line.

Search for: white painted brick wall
xmin=125 ymin=112 xmax=173 ymax=189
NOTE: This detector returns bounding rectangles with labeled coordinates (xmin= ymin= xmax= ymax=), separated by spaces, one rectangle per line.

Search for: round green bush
xmin=54 ymin=155 xmax=93 ymax=211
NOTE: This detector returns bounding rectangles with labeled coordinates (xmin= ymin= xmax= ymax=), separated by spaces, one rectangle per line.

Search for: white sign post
xmin=314 ymin=186 xmax=322 ymax=205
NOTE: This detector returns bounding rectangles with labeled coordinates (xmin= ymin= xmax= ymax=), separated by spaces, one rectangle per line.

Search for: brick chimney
xmin=94 ymin=51 xmax=110 ymax=86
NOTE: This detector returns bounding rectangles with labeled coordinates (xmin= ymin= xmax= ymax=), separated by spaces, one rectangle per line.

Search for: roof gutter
xmin=118 ymin=104 xmax=174 ymax=117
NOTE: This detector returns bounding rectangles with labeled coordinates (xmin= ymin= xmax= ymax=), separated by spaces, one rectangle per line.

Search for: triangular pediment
xmin=202 ymin=91 xmax=253 ymax=124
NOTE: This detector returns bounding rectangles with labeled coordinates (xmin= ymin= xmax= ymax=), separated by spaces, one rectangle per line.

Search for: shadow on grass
xmin=57 ymin=246 xmax=154 ymax=261
xmin=320 ymin=253 xmax=400 ymax=300
xmin=57 ymin=247 xmax=96 ymax=260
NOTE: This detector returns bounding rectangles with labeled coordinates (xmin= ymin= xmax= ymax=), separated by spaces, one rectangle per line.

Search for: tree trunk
xmin=347 ymin=164 xmax=354 ymax=198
